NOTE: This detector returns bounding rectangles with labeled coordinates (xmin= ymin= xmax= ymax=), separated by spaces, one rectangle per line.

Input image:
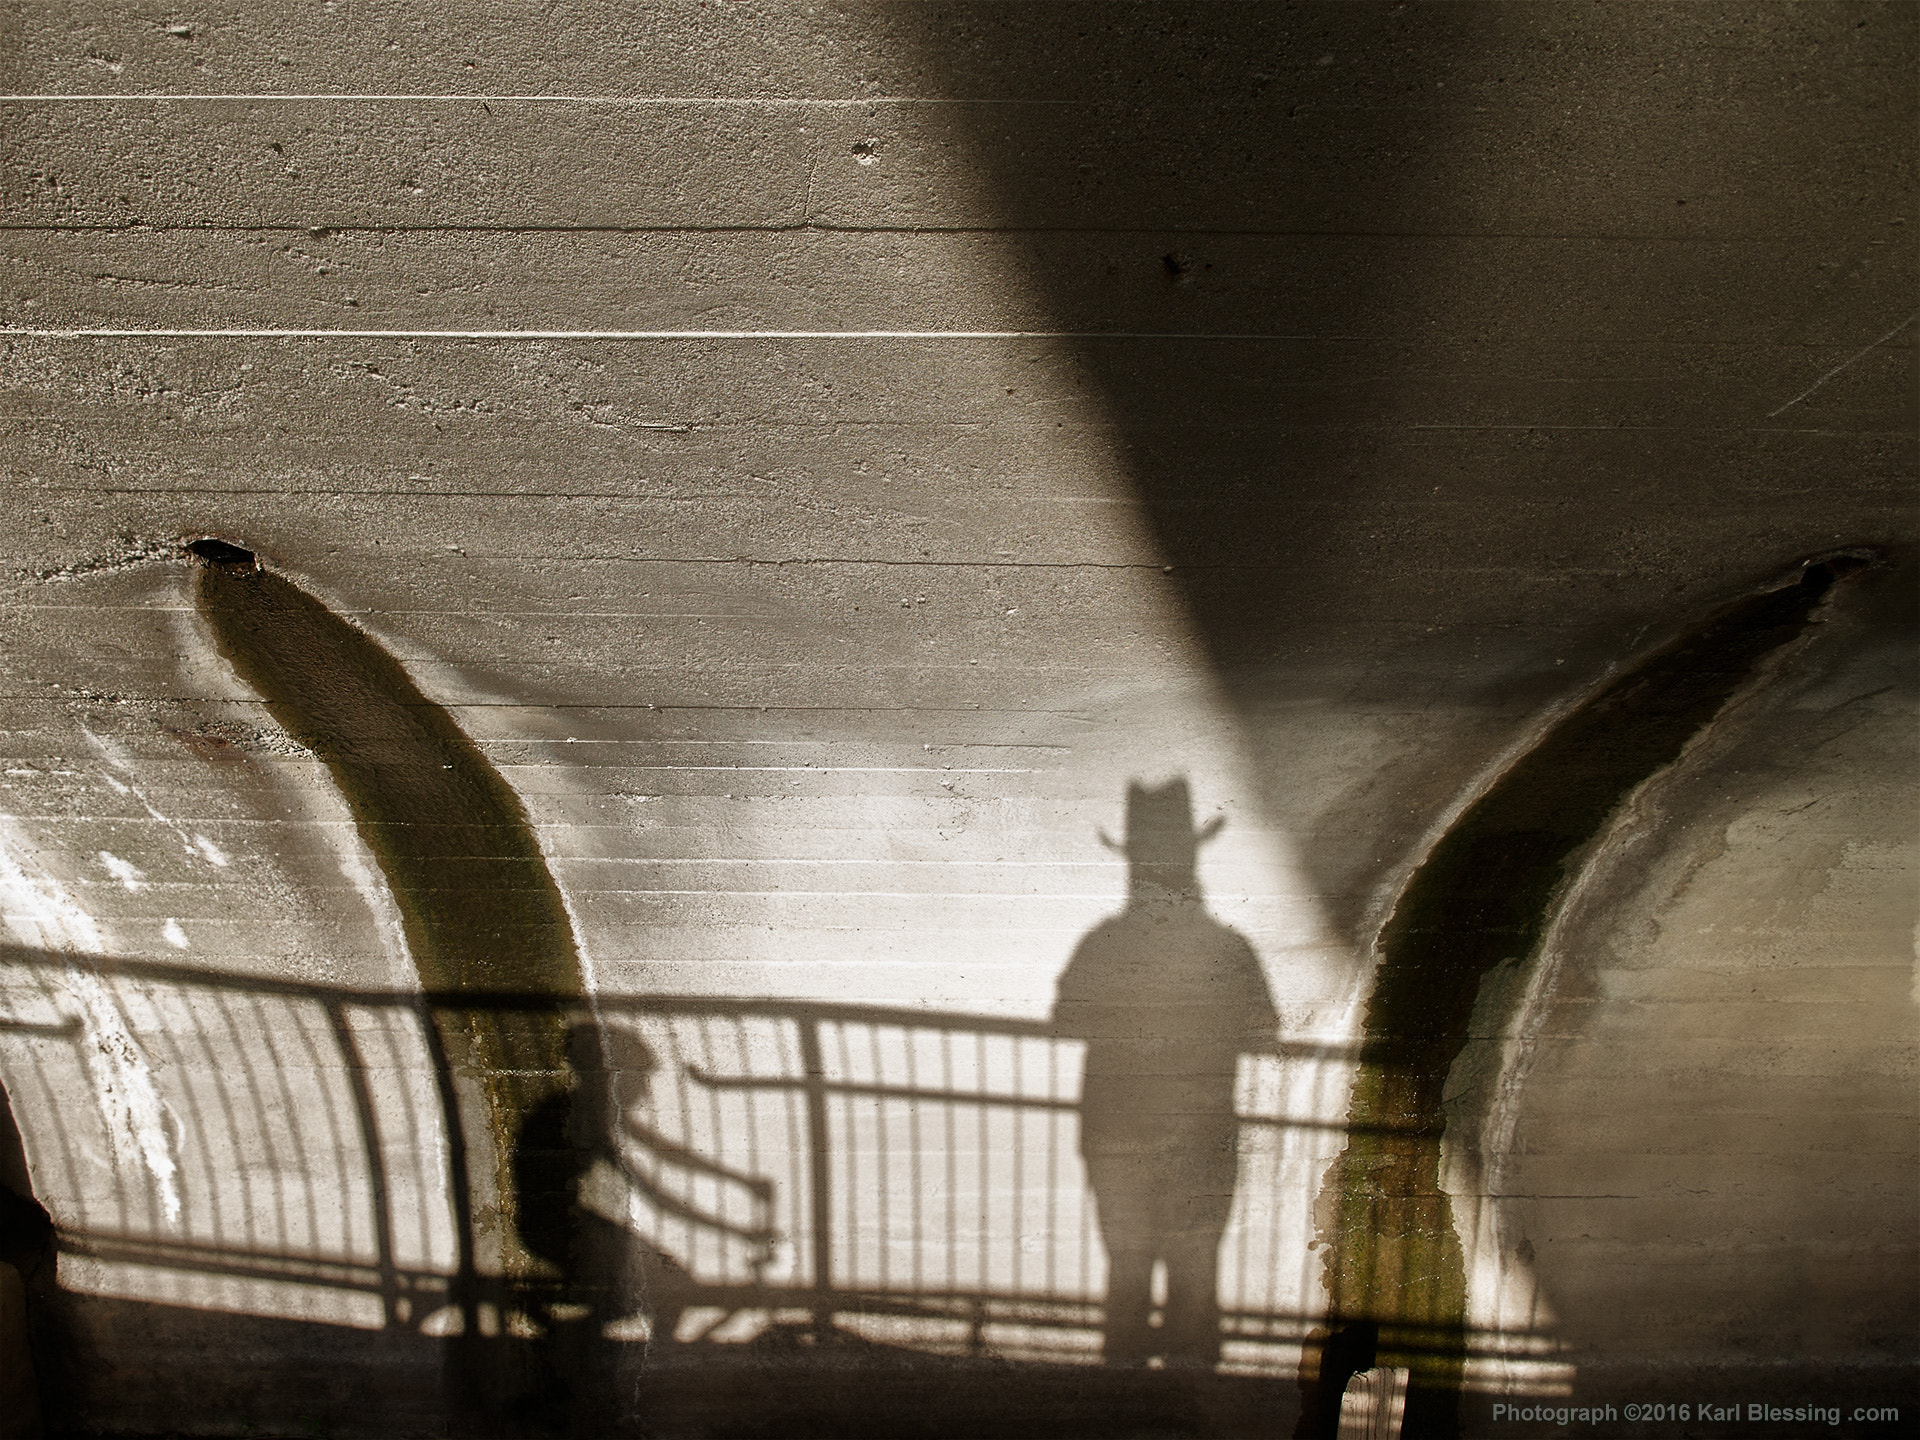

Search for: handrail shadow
xmin=0 ymin=943 xmax=1556 ymax=1431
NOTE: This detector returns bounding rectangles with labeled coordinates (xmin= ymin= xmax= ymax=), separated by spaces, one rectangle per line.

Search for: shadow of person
xmin=513 ymin=1021 xmax=775 ymax=1431
xmin=1053 ymin=779 xmax=1279 ymax=1371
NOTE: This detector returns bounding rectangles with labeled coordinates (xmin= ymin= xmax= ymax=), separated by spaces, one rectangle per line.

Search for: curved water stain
xmin=189 ymin=541 xmax=581 ymax=1407
xmin=1302 ymin=550 xmax=1879 ymax=1438
xmin=189 ymin=542 xmax=580 ymax=1001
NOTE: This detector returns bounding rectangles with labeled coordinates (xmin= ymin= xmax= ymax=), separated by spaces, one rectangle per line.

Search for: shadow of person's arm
xmin=620 ymin=1116 xmax=774 ymax=1193
xmin=612 ymin=1117 xmax=775 ymax=1248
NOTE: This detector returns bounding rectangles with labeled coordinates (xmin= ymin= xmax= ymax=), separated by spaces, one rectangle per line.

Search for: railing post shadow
xmin=794 ymin=1017 xmax=834 ymax=1340
xmin=417 ymin=1003 xmax=480 ymax=1344
xmin=325 ymin=1002 xmax=403 ymax=1330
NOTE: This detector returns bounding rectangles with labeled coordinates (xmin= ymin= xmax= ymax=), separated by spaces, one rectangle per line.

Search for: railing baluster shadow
xmin=0 ymin=944 xmax=1561 ymax=1417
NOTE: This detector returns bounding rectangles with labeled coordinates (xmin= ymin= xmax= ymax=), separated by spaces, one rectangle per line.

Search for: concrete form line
xmin=0 ymin=93 xmax=1085 ymax=106
xmin=497 ymin=765 xmax=1036 ymax=774
xmin=2 ymin=326 xmax=1331 ymax=341
xmin=0 ymin=220 xmax=1795 ymax=243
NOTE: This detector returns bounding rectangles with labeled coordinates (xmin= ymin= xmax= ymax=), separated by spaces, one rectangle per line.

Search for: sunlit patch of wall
xmin=0 ymin=562 xmax=463 ymax=1347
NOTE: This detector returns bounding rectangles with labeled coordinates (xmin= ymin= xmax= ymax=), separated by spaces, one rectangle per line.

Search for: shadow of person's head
xmin=1103 ymin=777 xmax=1225 ymax=899
xmin=566 ymin=1021 xmax=659 ymax=1131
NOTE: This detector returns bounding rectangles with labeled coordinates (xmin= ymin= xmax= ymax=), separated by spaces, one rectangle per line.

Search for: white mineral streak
xmin=82 ymin=726 xmax=204 ymax=860
xmin=0 ymin=823 xmax=183 ymax=1221
xmin=332 ymin=840 xmax=417 ymax=991
xmin=98 ymin=851 xmax=148 ymax=891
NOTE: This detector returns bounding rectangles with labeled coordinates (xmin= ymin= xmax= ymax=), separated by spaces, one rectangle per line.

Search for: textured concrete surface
xmin=0 ymin=3 xmax=1914 ymax=1436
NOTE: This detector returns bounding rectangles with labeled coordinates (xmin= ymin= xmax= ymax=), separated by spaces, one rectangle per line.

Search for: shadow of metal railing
xmin=0 ymin=948 xmax=1549 ymax=1378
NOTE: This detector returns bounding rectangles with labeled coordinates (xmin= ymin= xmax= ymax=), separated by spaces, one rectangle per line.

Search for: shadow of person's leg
xmin=563 ymin=1210 xmax=642 ymax=1435
xmin=1086 ymin=1149 xmax=1159 ymax=1365
xmin=1102 ymin=1240 xmax=1156 ymax=1366
xmin=1159 ymin=1237 xmax=1224 ymax=1368
xmin=1160 ymin=1174 xmax=1232 ymax=1370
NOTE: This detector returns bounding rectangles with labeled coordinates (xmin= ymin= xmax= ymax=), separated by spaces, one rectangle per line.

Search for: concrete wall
xmin=0 ymin=3 xmax=1913 ymax=1436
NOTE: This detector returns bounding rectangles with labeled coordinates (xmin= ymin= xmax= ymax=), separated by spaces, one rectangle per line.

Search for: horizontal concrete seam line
xmin=4 ymin=605 xmax=1076 ymax=621
xmin=492 ymin=764 xmax=1037 ymax=773
xmin=0 ymin=326 xmax=1350 ymax=340
xmin=0 ymin=336 xmax=1872 ymax=354
xmin=1403 ymin=424 xmax=1915 ymax=435
xmin=554 ymin=858 xmax=1121 ymax=866
xmin=491 ymin=745 xmax=1072 ymax=752
xmin=15 ymin=746 xmax=1071 ymax=758
xmin=0 ymin=805 xmax=1060 ymax=820
xmin=44 ymin=868 xmax=1140 ymax=886
xmin=480 ymin=744 xmax=1075 ymax=756
xmin=1463 ymin=1194 xmax=1642 ymax=1200
xmin=0 ymin=221 xmax=1817 ymax=242
xmin=13 ymin=555 xmax=1170 ymax=571
xmin=0 ymin=829 xmax=1182 ymax=864
xmin=5 ymin=492 xmax=1136 ymax=504
xmin=7 ymin=604 xmax=772 ymax=617
xmin=384 ymin=556 xmax=1169 ymax=570
xmin=2 ymin=92 xmax=1890 ymax=110
xmin=0 ymin=93 xmax=1097 ymax=105
xmin=9 ymin=425 xmax=1912 ymax=445
xmin=52 ymin=892 xmax=1305 ymax=907
xmin=493 ymin=889 xmax=1167 ymax=898
xmin=0 ymin=702 xmax=1118 ymax=713
xmin=48 ymin=891 xmax=1249 ymax=902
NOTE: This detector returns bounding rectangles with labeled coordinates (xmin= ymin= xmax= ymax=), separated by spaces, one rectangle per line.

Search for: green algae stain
xmin=1308 ymin=554 xmax=1872 ymax=1438
xmin=191 ymin=548 xmax=581 ymax=1290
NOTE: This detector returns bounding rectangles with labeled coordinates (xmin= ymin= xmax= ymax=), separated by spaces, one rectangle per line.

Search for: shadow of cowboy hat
xmin=1097 ymin=777 xmax=1226 ymax=862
